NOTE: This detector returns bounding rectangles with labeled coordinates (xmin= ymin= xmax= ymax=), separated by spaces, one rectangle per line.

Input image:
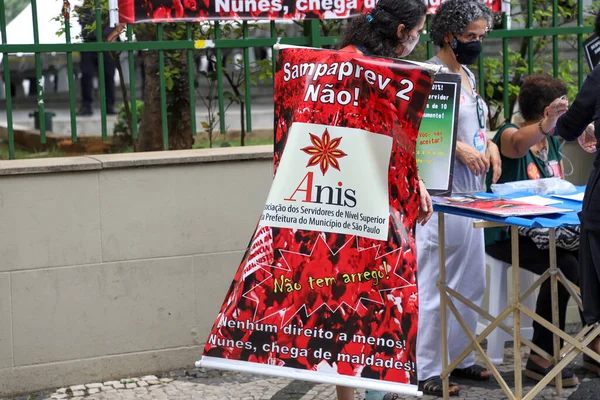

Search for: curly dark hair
xmin=518 ymin=74 xmax=567 ymax=122
xmin=429 ymin=0 xmax=492 ymax=47
xmin=339 ymin=0 xmax=426 ymax=58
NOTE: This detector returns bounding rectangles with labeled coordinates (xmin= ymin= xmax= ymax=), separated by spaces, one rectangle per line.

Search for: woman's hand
xmin=543 ymin=97 xmax=569 ymax=129
xmin=417 ymin=179 xmax=433 ymax=226
xmin=456 ymin=142 xmax=489 ymax=176
xmin=486 ymin=140 xmax=502 ymax=184
xmin=579 ymin=123 xmax=597 ymax=153
xmin=107 ymin=24 xmax=126 ymax=42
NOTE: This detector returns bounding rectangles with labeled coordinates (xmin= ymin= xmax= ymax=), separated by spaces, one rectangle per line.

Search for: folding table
xmin=432 ymin=189 xmax=600 ymax=399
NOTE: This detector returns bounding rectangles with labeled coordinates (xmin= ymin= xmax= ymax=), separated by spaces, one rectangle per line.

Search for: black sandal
xmin=450 ymin=364 xmax=490 ymax=381
xmin=583 ymin=354 xmax=600 ymax=376
xmin=524 ymin=358 xmax=579 ymax=387
xmin=418 ymin=376 xmax=460 ymax=397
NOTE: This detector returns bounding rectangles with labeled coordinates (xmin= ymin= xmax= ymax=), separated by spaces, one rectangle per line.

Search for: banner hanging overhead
xmin=118 ymin=0 xmax=507 ymax=22
xmin=425 ymin=0 xmax=505 ymax=14
xmin=195 ymin=45 xmax=437 ymax=395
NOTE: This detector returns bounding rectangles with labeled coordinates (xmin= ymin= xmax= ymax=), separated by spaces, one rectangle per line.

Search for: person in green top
xmin=484 ymin=74 xmax=580 ymax=387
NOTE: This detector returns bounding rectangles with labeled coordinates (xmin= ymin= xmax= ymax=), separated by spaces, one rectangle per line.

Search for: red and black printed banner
xmin=195 ymin=46 xmax=437 ymax=395
xmin=425 ymin=0 xmax=504 ymax=14
xmin=118 ymin=0 xmax=505 ymax=22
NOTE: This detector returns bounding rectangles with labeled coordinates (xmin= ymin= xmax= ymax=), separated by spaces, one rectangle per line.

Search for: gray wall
xmin=0 ymin=148 xmax=273 ymax=396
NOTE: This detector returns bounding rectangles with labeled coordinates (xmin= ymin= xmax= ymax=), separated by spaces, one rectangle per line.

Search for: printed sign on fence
xmin=118 ymin=0 xmax=507 ymax=22
xmin=584 ymin=34 xmax=600 ymax=70
xmin=195 ymin=46 xmax=437 ymax=395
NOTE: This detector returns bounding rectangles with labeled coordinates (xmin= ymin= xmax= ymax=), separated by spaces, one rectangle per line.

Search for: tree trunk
xmin=136 ymin=26 xmax=194 ymax=151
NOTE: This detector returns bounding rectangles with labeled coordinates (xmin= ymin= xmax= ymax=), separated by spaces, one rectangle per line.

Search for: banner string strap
xmin=558 ymin=139 xmax=574 ymax=177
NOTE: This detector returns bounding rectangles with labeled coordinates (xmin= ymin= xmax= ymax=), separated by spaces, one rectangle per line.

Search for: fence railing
xmin=0 ymin=0 xmax=595 ymax=160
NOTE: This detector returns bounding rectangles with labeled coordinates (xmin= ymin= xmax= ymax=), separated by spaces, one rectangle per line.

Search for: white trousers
xmin=415 ymin=212 xmax=486 ymax=381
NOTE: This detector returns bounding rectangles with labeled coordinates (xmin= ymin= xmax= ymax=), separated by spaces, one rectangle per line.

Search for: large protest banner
xmin=195 ymin=46 xmax=437 ymax=394
xmin=117 ymin=0 xmax=506 ymax=22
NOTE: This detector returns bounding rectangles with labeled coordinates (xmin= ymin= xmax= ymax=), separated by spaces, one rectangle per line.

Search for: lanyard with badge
xmin=463 ymin=68 xmax=487 ymax=151
xmin=463 ymin=68 xmax=486 ymax=130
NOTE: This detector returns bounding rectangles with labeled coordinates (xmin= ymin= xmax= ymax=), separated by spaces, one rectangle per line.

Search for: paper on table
xmin=552 ymin=192 xmax=585 ymax=202
xmin=513 ymin=195 xmax=563 ymax=206
xmin=436 ymin=198 xmax=572 ymax=217
xmin=431 ymin=195 xmax=491 ymax=204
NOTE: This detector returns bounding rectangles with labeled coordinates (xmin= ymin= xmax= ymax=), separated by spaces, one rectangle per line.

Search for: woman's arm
xmin=486 ymin=140 xmax=502 ymax=183
xmin=417 ymin=180 xmax=433 ymax=226
xmin=556 ymin=67 xmax=600 ymax=141
xmin=499 ymin=124 xmax=547 ymax=159
xmin=500 ymin=98 xmax=567 ymax=159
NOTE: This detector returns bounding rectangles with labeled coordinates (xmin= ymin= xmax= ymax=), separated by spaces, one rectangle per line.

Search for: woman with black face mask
xmin=414 ymin=0 xmax=502 ymax=397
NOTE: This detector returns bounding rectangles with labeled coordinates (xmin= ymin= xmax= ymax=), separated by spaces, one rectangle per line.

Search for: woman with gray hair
xmin=415 ymin=0 xmax=502 ymax=396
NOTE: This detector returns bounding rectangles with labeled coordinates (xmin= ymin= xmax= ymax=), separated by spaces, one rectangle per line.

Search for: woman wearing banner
xmin=338 ymin=0 xmax=426 ymax=59
xmin=553 ymin=7 xmax=600 ymax=374
xmin=335 ymin=0 xmax=431 ymax=399
xmin=415 ymin=0 xmax=501 ymax=396
xmin=484 ymin=74 xmax=580 ymax=386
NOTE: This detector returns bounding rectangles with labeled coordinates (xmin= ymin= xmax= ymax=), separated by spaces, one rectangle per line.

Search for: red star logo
xmin=301 ymin=128 xmax=348 ymax=175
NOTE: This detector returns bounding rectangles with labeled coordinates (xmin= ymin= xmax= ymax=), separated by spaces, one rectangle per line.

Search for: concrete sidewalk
xmin=3 ymin=346 xmax=599 ymax=400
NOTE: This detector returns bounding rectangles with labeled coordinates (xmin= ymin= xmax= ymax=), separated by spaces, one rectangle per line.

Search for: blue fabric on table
xmin=432 ymin=186 xmax=585 ymax=228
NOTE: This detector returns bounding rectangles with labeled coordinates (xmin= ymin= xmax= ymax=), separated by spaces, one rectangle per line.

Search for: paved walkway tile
xmin=2 ymin=346 xmax=599 ymax=399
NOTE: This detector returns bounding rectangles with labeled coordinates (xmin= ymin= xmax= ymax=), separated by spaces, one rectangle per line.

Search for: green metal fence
xmin=0 ymin=0 xmax=595 ymax=160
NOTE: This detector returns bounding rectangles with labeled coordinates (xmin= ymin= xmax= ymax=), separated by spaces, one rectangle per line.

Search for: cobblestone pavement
xmin=3 ymin=347 xmax=599 ymax=400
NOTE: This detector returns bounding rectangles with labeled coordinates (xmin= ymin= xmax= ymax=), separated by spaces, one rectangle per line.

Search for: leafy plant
xmin=113 ymin=100 xmax=144 ymax=143
xmin=53 ymin=0 xmax=110 ymax=41
xmin=481 ymin=0 xmax=600 ymax=130
xmin=197 ymin=69 xmax=232 ymax=148
xmin=199 ymin=22 xmax=275 ymax=146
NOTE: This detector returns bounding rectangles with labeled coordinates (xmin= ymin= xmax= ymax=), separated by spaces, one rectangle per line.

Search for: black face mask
xmin=450 ymin=37 xmax=482 ymax=65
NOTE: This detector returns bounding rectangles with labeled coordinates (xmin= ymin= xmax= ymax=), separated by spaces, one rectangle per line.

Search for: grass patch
xmin=193 ymin=137 xmax=273 ymax=149
xmin=0 ymin=142 xmax=66 ymax=160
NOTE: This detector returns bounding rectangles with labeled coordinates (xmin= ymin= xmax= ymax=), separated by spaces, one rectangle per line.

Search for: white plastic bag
xmin=490 ymin=177 xmax=576 ymax=196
